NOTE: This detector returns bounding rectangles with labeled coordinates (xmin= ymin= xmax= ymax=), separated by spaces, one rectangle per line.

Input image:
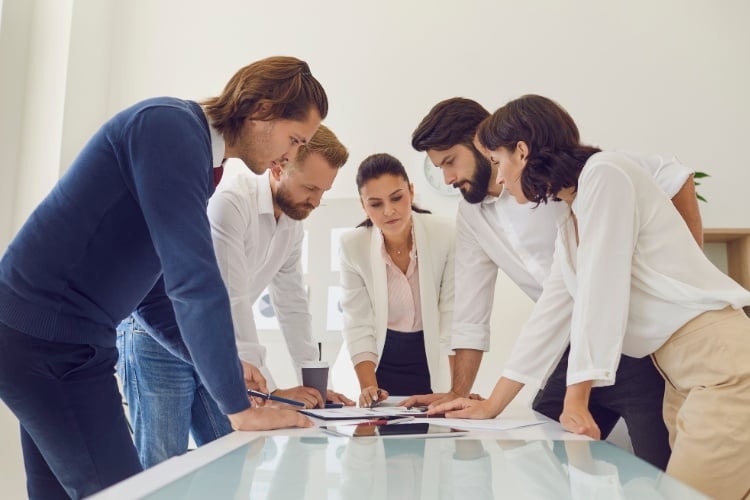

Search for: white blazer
xmin=339 ymin=212 xmax=455 ymax=392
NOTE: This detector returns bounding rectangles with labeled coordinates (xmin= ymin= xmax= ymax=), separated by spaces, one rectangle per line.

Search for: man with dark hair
xmin=0 ymin=56 xmax=324 ymax=498
xmin=119 ymin=125 xmax=355 ymax=469
xmin=406 ymin=97 xmax=704 ymax=470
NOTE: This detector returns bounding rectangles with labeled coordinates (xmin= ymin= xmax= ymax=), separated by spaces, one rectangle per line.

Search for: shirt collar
xmin=257 ymin=171 xmax=275 ymax=216
xmin=203 ymin=109 xmax=226 ymax=168
xmin=480 ymin=188 xmax=510 ymax=206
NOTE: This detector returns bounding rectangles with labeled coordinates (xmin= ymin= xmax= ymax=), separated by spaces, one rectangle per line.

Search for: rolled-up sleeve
xmin=450 ymin=206 xmax=498 ymax=352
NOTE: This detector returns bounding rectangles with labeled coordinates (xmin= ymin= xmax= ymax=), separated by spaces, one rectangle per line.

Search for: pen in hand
xmin=369 ymin=389 xmax=383 ymax=408
xmin=247 ymin=389 xmax=305 ymax=408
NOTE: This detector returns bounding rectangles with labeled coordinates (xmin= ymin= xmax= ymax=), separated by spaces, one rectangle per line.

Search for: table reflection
xmin=143 ymin=436 xmax=706 ymax=499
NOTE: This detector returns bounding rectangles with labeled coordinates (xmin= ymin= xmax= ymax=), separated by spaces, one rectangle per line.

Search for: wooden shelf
xmin=703 ymin=229 xmax=750 ymax=313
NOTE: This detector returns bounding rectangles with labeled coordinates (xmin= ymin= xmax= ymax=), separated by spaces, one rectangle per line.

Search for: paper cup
xmin=301 ymin=361 xmax=329 ymax=408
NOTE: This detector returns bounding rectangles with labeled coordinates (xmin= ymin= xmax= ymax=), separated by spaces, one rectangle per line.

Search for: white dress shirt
xmin=503 ymin=152 xmax=750 ymax=388
xmin=339 ymin=212 xmax=455 ymax=392
xmin=207 ymin=170 xmax=318 ymax=392
xmin=452 ymin=152 xmax=693 ymax=354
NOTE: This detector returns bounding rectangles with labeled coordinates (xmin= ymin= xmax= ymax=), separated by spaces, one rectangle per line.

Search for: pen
xmin=247 ymin=389 xmax=305 ymax=407
xmin=369 ymin=389 xmax=382 ymax=409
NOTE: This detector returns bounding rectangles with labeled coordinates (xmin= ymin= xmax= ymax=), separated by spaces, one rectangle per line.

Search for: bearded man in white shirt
xmin=117 ymin=125 xmax=354 ymax=469
xmin=406 ymin=98 xmax=703 ymax=470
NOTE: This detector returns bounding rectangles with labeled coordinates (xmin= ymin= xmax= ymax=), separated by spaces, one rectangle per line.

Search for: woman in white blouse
xmin=340 ymin=153 xmax=455 ymax=408
xmin=432 ymin=95 xmax=750 ymax=499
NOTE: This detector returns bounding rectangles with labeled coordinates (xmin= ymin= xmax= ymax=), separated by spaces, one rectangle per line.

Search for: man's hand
xmin=428 ymin=397 xmax=498 ymax=419
xmin=398 ymin=391 xmax=458 ymax=408
xmin=272 ymin=386 xmax=324 ymax=409
xmin=325 ymin=389 xmax=355 ymax=406
xmin=228 ymin=407 xmax=313 ymax=431
xmin=240 ymin=361 xmax=268 ymax=394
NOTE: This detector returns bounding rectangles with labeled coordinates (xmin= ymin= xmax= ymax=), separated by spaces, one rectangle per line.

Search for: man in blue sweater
xmin=0 ymin=56 xmax=324 ymax=499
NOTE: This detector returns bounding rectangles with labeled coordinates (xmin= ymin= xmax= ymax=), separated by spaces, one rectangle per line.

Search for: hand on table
xmin=427 ymin=397 xmax=498 ymax=419
xmin=560 ymin=404 xmax=600 ymax=440
xmin=228 ymin=407 xmax=313 ymax=431
xmin=325 ymin=389 xmax=355 ymax=406
xmin=272 ymin=386 xmax=324 ymax=409
xmin=359 ymin=386 xmax=389 ymax=408
xmin=399 ymin=390 xmax=483 ymax=409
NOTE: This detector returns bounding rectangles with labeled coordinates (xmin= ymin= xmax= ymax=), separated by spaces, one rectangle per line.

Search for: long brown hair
xmin=202 ymin=56 xmax=328 ymax=145
xmin=477 ymin=95 xmax=600 ymax=204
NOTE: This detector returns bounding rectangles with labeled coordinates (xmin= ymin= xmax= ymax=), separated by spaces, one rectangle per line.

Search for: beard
xmin=457 ymin=150 xmax=492 ymax=204
xmin=275 ymin=185 xmax=316 ymax=221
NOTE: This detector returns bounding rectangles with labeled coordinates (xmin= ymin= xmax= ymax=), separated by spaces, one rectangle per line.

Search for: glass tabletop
xmin=142 ymin=435 xmax=706 ymax=499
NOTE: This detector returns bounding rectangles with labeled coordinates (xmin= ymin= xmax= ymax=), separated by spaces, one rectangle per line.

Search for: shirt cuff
xmin=566 ymin=368 xmax=616 ymax=388
xmin=352 ymin=352 xmax=378 ymax=367
xmin=451 ymin=322 xmax=491 ymax=351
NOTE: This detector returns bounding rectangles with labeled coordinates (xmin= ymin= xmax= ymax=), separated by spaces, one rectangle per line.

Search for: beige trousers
xmin=651 ymin=307 xmax=750 ymax=500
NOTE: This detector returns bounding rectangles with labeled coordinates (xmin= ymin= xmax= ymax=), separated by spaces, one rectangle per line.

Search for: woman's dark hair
xmin=476 ymin=94 xmax=601 ymax=204
xmin=355 ymin=153 xmax=431 ymax=227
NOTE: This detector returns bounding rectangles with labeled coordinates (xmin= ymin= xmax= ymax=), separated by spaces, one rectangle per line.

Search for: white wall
xmin=1 ymin=0 xmax=749 ymax=495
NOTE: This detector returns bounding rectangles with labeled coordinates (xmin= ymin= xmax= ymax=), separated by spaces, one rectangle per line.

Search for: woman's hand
xmin=560 ymin=404 xmax=601 ymax=440
xmin=359 ymin=386 xmax=389 ymax=408
xmin=560 ymin=381 xmax=600 ymax=439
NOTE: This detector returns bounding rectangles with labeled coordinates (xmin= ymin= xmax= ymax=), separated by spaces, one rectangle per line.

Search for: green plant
xmin=694 ymin=171 xmax=709 ymax=202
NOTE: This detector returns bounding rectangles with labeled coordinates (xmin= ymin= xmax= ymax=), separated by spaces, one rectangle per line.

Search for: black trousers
xmin=532 ymin=345 xmax=671 ymax=470
xmin=0 ymin=322 xmax=142 ymax=499
xmin=376 ymin=329 xmax=432 ymax=396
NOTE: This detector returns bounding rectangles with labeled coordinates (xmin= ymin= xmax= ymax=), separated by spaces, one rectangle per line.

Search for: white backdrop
xmin=1 ymin=0 xmax=749 ymax=495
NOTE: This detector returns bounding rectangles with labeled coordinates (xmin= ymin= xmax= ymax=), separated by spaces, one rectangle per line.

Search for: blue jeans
xmin=532 ymin=346 xmax=671 ymax=470
xmin=0 ymin=321 xmax=141 ymax=499
xmin=116 ymin=316 xmax=232 ymax=469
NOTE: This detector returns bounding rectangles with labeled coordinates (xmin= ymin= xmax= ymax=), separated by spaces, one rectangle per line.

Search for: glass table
xmin=133 ymin=435 xmax=706 ymax=499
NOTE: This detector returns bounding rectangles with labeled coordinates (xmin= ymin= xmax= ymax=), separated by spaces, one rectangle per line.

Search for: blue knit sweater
xmin=0 ymin=97 xmax=249 ymax=414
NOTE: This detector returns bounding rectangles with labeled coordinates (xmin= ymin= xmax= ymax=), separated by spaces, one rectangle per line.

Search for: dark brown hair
xmin=201 ymin=56 xmax=328 ymax=145
xmin=412 ymin=97 xmax=490 ymax=152
xmin=355 ymin=153 xmax=430 ymax=227
xmin=476 ymin=94 xmax=601 ymax=204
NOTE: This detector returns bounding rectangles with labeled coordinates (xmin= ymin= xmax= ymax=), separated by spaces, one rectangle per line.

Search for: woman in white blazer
xmin=340 ymin=153 xmax=455 ymax=408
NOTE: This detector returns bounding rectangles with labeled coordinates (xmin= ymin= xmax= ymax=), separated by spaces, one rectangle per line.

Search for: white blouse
xmin=503 ymin=151 xmax=750 ymax=388
xmin=451 ymin=152 xmax=692 ymax=353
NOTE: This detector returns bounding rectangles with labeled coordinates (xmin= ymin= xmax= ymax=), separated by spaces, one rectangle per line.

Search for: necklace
xmin=385 ymin=236 xmax=412 ymax=256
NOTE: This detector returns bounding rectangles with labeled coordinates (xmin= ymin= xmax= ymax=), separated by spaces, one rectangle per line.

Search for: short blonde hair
xmin=294 ymin=124 xmax=349 ymax=169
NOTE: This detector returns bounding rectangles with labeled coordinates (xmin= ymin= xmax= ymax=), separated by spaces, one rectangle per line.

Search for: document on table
xmin=430 ymin=418 xmax=547 ymax=431
xmin=300 ymin=406 xmax=426 ymax=420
